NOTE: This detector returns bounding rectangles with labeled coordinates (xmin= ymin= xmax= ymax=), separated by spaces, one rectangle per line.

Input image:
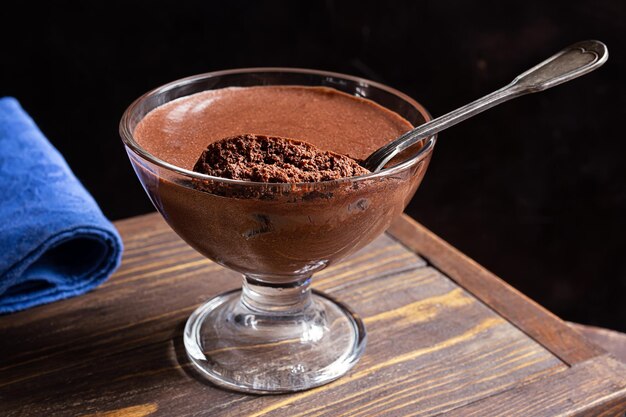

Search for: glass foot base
xmin=183 ymin=288 xmax=366 ymax=394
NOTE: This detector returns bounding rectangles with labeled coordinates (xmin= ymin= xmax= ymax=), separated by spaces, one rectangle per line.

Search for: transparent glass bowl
xmin=120 ymin=68 xmax=436 ymax=394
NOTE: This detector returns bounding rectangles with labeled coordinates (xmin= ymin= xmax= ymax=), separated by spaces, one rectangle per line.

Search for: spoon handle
xmin=364 ymin=40 xmax=608 ymax=172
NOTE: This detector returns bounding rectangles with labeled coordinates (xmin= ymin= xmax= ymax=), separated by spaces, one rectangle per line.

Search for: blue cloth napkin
xmin=0 ymin=97 xmax=123 ymax=314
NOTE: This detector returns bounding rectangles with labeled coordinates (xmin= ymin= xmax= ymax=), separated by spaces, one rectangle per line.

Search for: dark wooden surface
xmin=570 ymin=323 xmax=626 ymax=365
xmin=387 ymin=216 xmax=605 ymax=366
xmin=1 ymin=213 xmax=625 ymax=416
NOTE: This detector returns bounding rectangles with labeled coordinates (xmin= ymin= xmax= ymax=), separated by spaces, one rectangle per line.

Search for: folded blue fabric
xmin=0 ymin=97 xmax=123 ymax=314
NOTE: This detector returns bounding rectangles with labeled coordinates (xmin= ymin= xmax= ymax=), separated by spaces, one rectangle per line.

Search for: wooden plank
xmin=451 ymin=354 xmax=626 ymax=417
xmin=3 ymin=212 xmax=623 ymax=416
xmin=569 ymin=322 xmax=626 ymax=364
xmin=387 ymin=215 xmax=605 ymax=365
xmin=0 ymin=265 xmax=564 ymax=416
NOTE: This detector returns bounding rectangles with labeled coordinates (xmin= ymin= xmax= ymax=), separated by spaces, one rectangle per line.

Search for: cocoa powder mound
xmin=192 ymin=134 xmax=370 ymax=183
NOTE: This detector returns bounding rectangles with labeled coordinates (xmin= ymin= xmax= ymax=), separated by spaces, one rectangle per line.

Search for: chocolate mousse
xmin=133 ymin=86 xmax=413 ymax=170
xmin=131 ymin=85 xmax=432 ymax=279
xmin=193 ymin=134 xmax=370 ymax=183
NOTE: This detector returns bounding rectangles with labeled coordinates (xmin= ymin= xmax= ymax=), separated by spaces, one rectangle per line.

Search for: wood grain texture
xmin=0 ymin=212 xmax=624 ymax=416
xmin=569 ymin=322 xmax=626 ymax=364
xmin=388 ymin=215 xmax=605 ymax=365
xmin=452 ymin=354 xmax=626 ymax=417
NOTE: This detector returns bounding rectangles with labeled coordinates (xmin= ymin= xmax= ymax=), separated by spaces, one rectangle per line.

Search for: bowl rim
xmin=119 ymin=67 xmax=437 ymax=187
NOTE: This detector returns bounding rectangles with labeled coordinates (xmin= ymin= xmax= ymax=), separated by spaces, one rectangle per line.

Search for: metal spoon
xmin=362 ymin=40 xmax=609 ymax=172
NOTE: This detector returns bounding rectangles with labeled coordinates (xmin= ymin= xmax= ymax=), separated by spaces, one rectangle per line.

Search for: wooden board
xmin=569 ymin=322 xmax=626 ymax=363
xmin=1 ymin=213 xmax=625 ymax=416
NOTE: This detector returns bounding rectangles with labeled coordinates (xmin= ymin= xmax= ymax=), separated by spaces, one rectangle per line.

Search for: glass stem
xmin=240 ymin=275 xmax=313 ymax=314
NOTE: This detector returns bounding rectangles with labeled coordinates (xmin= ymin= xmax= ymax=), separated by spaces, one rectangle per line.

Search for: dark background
xmin=2 ymin=1 xmax=625 ymax=331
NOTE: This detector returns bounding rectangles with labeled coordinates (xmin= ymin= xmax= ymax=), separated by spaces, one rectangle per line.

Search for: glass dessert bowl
xmin=119 ymin=68 xmax=436 ymax=394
